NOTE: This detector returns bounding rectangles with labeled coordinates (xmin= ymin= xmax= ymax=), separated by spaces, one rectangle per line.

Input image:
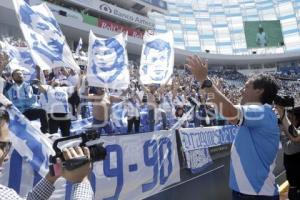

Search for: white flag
xmin=140 ymin=31 xmax=174 ymax=85
xmin=87 ymin=31 xmax=129 ymax=89
xmin=75 ymin=37 xmax=82 ymax=56
xmin=12 ymin=0 xmax=79 ymax=72
xmin=4 ymin=42 xmax=36 ymax=81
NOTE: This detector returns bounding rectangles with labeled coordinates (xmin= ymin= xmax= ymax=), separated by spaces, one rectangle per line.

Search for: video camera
xmin=49 ymin=129 xmax=107 ymax=176
xmin=274 ymin=95 xmax=294 ymax=107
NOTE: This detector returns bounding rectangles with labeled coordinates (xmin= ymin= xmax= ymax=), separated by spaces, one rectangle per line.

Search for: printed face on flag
xmin=5 ymin=43 xmax=36 ymax=81
xmin=91 ymin=38 xmax=125 ymax=83
xmin=87 ymin=31 xmax=129 ymax=89
xmin=142 ymin=39 xmax=171 ymax=81
xmin=140 ymin=31 xmax=174 ymax=85
xmin=19 ymin=4 xmax=64 ymax=64
xmin=12 ymin=0 xmax=79 ymax=72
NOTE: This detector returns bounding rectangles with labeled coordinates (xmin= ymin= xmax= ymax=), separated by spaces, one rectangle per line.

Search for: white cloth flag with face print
xmin=140 ymin=31 xmax=174 ymax=85
xmin=12 ymin=0 xmax=79 ymax=71
xmin=87 ymin=31 xmax=129 ymax=89
xmin=3 ymin=42 xmax=36 ymax=82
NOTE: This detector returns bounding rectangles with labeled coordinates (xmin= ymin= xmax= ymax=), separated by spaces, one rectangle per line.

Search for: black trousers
xmin=284 ymin=152 xmax=300 ymax=200
xmin=148 ymin=109 xmax=155 ymax=132
xmin=23 ymin=108 xmax=48 ymax=133
xmin=68 ymin=91 xmax=80 ymax=116
xmin=127 ymin=116 xmax=140 ymax=134
xmin=232 ymin=191 xmax=279 ymax=200
xmin=48 ymin=113 xmax=71 ymax=137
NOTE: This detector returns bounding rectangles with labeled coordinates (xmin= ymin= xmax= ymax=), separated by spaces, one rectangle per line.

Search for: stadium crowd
xmin=1 ymin=36 xmax=300 ymax=200
xmin=1 ymin=41 xmax=300 ymax=136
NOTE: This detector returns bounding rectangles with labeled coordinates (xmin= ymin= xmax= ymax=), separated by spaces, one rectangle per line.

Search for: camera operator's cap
xmin=287 ymin=106 xmax=300 ymax=116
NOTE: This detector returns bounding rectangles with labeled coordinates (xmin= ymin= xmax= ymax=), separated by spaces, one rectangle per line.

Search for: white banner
xmin=1 ymin=122 xmax=180 ymax=200
xmin=179 ymin=126 xmax=238 ymax=173
xmin=140 ymin=31 xmax=174 ymax=85
xmin=94 ymin=130 xmax=180 ymax=199
xmin=87 ymin=31 xmax=129 ymax=89
xmin=3 ymin=42 xmax=36 ymax=81
xmin=12 ymin=0 xmax=79 ymax=71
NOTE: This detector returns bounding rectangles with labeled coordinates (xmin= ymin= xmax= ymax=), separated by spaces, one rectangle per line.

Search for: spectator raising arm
xmin=185 ymin=55 xmax=240 ymax=124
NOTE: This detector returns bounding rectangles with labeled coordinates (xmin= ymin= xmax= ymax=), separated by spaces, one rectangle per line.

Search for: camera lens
xmin=89 ymin=144 xmax=107 ymax=162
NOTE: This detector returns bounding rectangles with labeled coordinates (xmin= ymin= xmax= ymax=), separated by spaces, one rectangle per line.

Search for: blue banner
xmin=179 ymin=126 xmax=239 ymax=173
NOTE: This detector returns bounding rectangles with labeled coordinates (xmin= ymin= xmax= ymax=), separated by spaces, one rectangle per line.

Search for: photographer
xmin=0 ymin=107 xmax=94 ymax=199
xmin=186 ymin=55 xmax=280 ymax=199
xmin=276 ymin=105 xmax=300 ymax=200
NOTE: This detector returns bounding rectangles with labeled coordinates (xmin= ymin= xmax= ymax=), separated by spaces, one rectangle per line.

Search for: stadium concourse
xmin=1 ymin=0 xmax=300 ymax=200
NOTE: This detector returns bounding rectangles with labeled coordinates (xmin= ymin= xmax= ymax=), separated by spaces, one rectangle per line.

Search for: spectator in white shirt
xmin=38 ymin=79 xmax=75 ymax=137
xmin=125 ymin=91 xmax=141 ymax=133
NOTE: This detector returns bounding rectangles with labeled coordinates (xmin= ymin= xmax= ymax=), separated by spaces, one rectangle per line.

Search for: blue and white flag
xmin=179 ymin=126 xmax=238 ymax=173
xmin=140 ymin=31 xmax=174 ymax=85
xmin=87 ymin=31 xmax=129 ymax=89
xmin=110 ymin=102 xmax=127 ymax=133
xmin=4 ymin=42 xmax=36 ymax=81
xmin=7 ymin=107 xmax=54 ymax=176
xmin=75 ymin=37 xmax=82 ymax=56
xmin=12 ymin=0 xmax=79 ymax=72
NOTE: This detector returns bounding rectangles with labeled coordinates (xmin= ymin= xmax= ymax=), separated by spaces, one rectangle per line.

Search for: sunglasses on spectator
xmin=0 ymin=141 xmax=12 ymax=157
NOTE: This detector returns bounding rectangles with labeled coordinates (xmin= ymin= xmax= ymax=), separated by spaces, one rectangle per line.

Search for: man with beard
xmin=5 ymin=69 xmax=48 ymax=133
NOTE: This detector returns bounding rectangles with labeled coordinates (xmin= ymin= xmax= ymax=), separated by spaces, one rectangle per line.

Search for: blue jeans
xmin=232 ymin=191 xmax=279 ymax=200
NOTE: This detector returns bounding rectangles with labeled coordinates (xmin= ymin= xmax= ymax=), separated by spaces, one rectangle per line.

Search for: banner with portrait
xmin=3 ymin=42 xmax=36 ymax=82
xmin=87 ymin=31 xmax=129 ymax=89
xmin=139 ymin=31 xmax=174 ymax=85
xmin=12 ymin=0 xmax=79 ymax=71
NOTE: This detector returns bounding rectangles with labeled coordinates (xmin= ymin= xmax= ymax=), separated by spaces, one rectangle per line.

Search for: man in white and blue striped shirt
xmin=186 ymin=55 xmax=280 ymax=200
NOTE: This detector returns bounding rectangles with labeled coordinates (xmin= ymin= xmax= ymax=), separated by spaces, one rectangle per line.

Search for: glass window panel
xmin=155 ymin=24 xmax=167 ymax=30
xmin=174 ymin=43 xmax=185 ymax=49
xmin=278 ymin=2 xmax=294 ymax=14
xmin=217 ymin=46 xmax=233 ymax=54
